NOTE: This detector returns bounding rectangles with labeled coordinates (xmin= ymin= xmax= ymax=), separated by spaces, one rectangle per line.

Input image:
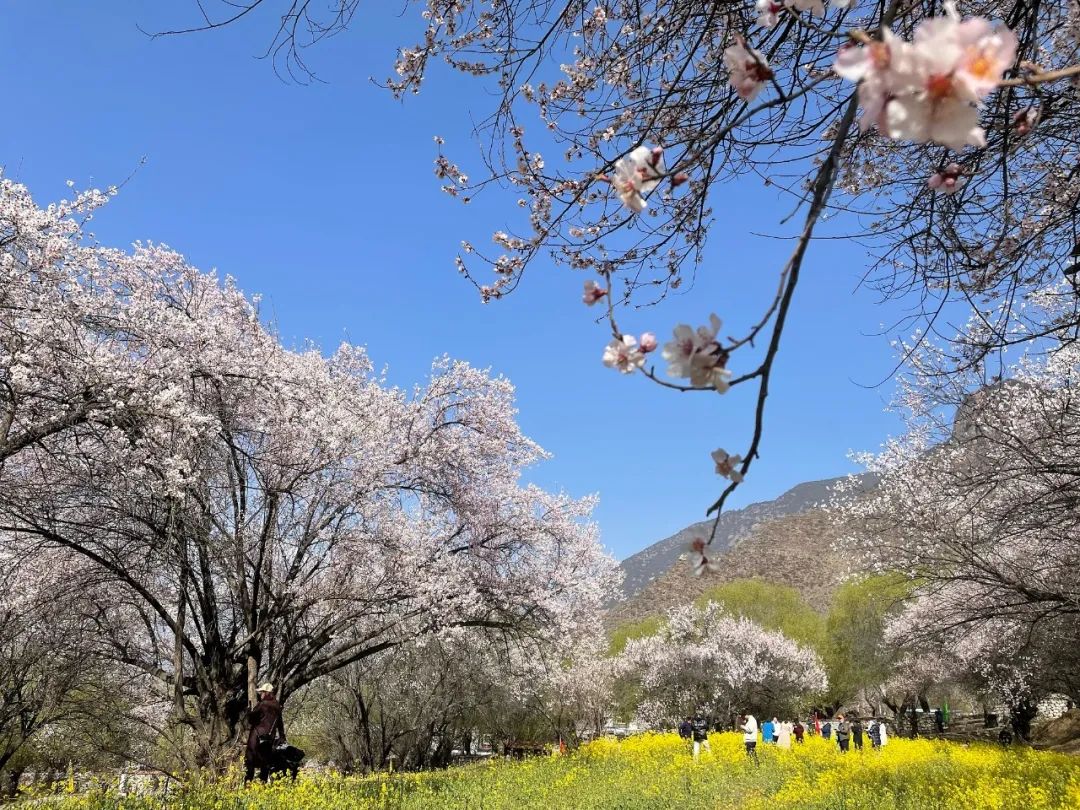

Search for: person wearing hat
xmin=245 ymin=682 xmax=287 ymax=783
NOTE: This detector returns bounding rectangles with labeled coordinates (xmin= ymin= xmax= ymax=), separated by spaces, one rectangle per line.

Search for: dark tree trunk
xmin=3 ymin=767 xmax=25 ymax=800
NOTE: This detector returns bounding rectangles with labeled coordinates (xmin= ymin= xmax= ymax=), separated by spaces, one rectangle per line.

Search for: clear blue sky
xmin=1 ymin=1 xmax=908 ymax=560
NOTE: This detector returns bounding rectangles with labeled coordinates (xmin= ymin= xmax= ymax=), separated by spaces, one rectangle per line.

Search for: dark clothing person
xmin=678 ymin=719 xmax=693 ymax=740
xmin=852 ymin=720 xmax=864 ymax=750
xmin=690 ymin=716 xmax=709 ymax=743
xmin=934 ymin=709 xmax=945 ymax=734
xmin=821 ymin=721 xmax=832 ymax=740
xmin=793 ymin=722 xmax=805 ymax=743
xmin=835 ymin=719 xmax=850 ymax=753
xmin=869 ymin=721 xmax=882 ymax=749
xmin=998 ymin=726 xmax=1014 ymax=746
xmin=245 ymin=692 xmax=287 ymax=783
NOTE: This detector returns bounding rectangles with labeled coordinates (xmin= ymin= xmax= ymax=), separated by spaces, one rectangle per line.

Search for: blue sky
xmin=2 ymin=1 xmax=910 ymax=560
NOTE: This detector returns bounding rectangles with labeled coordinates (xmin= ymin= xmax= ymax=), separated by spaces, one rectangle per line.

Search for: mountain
xmin=608 ymin=473 xmax=877 ymax=626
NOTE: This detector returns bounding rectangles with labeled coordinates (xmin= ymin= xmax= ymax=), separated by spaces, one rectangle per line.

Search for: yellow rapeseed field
xmin=35 ymin=733 xmax=1080 ymax=810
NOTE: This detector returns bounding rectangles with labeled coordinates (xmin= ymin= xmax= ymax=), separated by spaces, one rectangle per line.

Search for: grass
xmin=26 ymin=732 xmax=1080 ymax=810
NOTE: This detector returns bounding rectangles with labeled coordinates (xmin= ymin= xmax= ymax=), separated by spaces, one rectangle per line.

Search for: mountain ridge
xmin=608 ymin=472 xmax=877 ymax=625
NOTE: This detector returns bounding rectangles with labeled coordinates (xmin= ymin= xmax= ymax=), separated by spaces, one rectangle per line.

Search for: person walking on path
xmin=741 ymin=714 xmax=759 ymax=765
xmin=245 ymin=682 xmax=287 ymax=783
xmin=691 ymin=713 xmax=711 ymax=759
xmin=852 ymin=717 xmax=864 ymax=751
xmin=793 ymin=720 xmax=805 ymax=744
xmin=777 ymin=720 xmax=792 ymax=749
xmin=835 ymin=715 xmax=851 ymax=753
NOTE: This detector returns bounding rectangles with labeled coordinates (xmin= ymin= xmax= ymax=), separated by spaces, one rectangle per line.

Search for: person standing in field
xmin=852 ymin=717 xmax=864 ymax=751
xmin=835 ymin=714 xmax=851 ymax=753
xmin=678 ymin=717 xmax=692 ymax=744
xmin=821 ymin=719 xmax=832 ymax=740
xmin=868 ymin=719 xmax=881 ymax=749
xmin=777 ymin=720 xmax=792 ymax=749
xmin=761 ymin=717 xmax=774 ymax=745
xmin=245 ymin=682 xmax=287 ymax=783
xmin=878 ymin=718 xmax=889 ymax=747
xmin=792 ymin=720 xmax=805 ymax=744
xmin=741 ymin=714 xmax=759 ymax=764
xmin=691 ymin=712 xmax=711 ymax=759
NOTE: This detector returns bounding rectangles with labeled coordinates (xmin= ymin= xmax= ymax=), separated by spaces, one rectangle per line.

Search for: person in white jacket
xmin=777 ymin=720 xmax=792 ymax=749
xmin=741 ymin=714 xmax=760 ymax=764
xmin=879 ymin=719 xmax=889 ymax=747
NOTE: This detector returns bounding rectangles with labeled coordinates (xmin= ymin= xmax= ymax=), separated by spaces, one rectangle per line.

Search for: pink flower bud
xmin=582 ymin=279 xmax=607 ymax=306
xmin=928 ymin=173 xmax=944 ymax=189
xmin=639 ymin=332 xmax=658 ymax=353
xmin=672 ymin=172 xmax=690 ymax=187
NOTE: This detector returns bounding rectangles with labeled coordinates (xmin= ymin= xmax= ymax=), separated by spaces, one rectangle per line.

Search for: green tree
xmin=607 ymin=616 xmax=665 ymax=657
xmin=821 ymin=574 xmax=912 ymax=709
xmin=694 ymin=579 xmax=826 ymax=651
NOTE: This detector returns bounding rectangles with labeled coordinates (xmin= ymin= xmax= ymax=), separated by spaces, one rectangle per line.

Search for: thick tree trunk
xmin=3 ymin=767 xmax=24 ymax=800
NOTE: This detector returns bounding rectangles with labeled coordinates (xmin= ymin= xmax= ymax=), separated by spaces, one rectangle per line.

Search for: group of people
xmin=679 ymin=711 xmax=892 ymax=762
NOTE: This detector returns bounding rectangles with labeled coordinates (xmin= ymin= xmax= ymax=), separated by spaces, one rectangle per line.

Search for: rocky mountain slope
xmin=609 ymin=473 xmax=876 ymax=626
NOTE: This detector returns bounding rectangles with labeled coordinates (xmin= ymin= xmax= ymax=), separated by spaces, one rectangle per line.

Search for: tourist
xmin=761 ymin=717 xmax=774 ymax=745
xmin=793 ymin=720 xmax=805 ymax=744
xmin=934 ymin=708 xmax=945 ymax=734
xmin=678 ymin=717 xmax=692 ymax=742
xmin=835 ymin=714 xmax=851 ymax=753
xmin=821 ymin=719 xmax=832 ymax=740
xmin=245 ymin=682 xmax=287 ymax=783
xmin=741 ymin=714 xmax=759 ymax=764
xmin=868 ymin=719 xmax=881 ymax=749
xmin=852 ymin=717 xmax=864 ymax=751
xmin=777 ymin=719 xmax=792 ymax=749
xmin=691 ymin=712 xmax=711 ymax=759
xmin=771 ymin=717 xmax=780 ymax=744
xmin=879 ymin=718 xmax=889 ymax=747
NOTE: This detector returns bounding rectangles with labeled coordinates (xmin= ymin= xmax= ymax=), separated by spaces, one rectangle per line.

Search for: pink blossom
xmin=688 ymin=537 xmax=719 ymax=576
xmin=927 ymin=162 xmax=964 ymax=195
xmin=834 ymin=31 xmax=907 ymax=133
xmin=724 ymin=40 xmax=772 ymax=101
xmin=711 ymin=448 xmax=744 ymax=482
xmin=1012 ymin=107 xmax=1039 ymax=136
xmin=602 ymin=335 xmax=646 ymax=373
xmin=755 ymin=0 xmax=784 ymax=28
xmin=835 ymin=5 xmax=1017 ymax=149
xmin=611 ymin=145 xmax=666 ymax=213
xmin=639 ymin=332 xmax=658 ymax=353
xmin=582 ymin=279 xmax=607 ymax=305
xmin=662 ymin=314 xmax=732 ymax=392
xmin=953 ymin=16 xmax=1017 ymax=103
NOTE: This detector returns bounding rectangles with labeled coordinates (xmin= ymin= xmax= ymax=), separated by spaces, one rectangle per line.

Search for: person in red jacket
xmin=792 ymin=720 xmax=805 ymax=743
xmin=245 ymin=682 xmax=287 ymax=783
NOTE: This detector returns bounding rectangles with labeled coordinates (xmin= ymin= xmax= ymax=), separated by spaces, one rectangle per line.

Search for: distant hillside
xmin=609 ymin=473 xmax=876 ymax=626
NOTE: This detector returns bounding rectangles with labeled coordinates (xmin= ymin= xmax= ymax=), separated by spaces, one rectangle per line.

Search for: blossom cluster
xmin=661 ymin=314 xmax=733 ymax=392
xmin=834 ymin=2 xmax=1017 ymax=150
xmin=602 ymin=332 xmax=658 ymax=373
